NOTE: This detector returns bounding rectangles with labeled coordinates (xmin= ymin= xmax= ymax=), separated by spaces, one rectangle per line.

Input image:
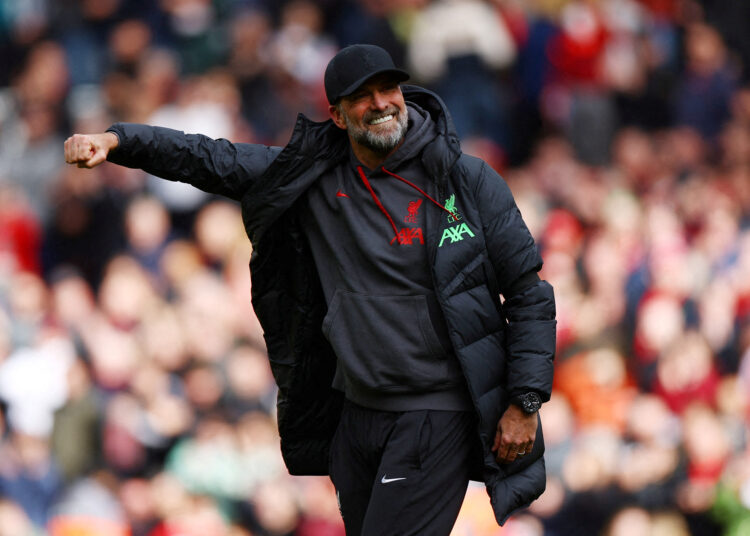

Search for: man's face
xmin=330 ymin=74 xmax=408 ymax=156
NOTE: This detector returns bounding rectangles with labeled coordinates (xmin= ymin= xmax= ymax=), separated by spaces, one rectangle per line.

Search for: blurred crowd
xmin=0 ymin=0 xmax=750 ymax=535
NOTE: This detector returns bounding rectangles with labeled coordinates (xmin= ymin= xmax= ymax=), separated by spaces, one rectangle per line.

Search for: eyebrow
xmin=352 ymin=80 xmax=399 ymax=97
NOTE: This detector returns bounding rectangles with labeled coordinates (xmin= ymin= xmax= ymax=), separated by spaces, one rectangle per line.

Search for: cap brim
xmin=336 ymin=68 xmax=410 ymax=101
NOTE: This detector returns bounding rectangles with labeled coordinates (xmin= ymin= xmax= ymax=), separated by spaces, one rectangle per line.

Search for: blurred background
xmin=0 ymin=0 xmax=749 ymax=534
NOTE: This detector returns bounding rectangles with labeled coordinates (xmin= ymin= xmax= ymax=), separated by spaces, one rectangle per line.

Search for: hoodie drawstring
xmin=379 ymin=167 xmax=455 ymax=218
xmin=356 ymin=166 xmax=399 ymax=239
xmin=356 ymin=165 xmax=455 ymax=243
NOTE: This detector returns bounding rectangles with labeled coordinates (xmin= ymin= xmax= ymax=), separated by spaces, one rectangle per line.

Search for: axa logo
xmin=391 ymin=227 xmax=424 ymax=245
xmin=391 ymin=200 xmax=424 ymax=245
xmin=439 ymin=223 xmax=475 ymax=247
xmin=438 ymin=193 xmax=474 ymax=247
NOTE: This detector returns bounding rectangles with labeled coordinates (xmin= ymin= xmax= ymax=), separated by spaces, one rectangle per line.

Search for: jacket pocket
xmin=322 ymin=290 xmax=452 ymax=391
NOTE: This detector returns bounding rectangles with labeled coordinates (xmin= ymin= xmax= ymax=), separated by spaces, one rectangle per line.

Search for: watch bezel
xmin=513 ymin=391 xmax=542 ymax=414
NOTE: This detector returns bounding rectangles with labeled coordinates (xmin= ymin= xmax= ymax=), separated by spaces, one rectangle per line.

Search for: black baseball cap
xmin=324 ymin=44 xmax=410 ymax=105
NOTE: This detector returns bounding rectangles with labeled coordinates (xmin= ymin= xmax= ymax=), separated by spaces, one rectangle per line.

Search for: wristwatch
xmin=510 ymin=391 xmax=542 ymax=414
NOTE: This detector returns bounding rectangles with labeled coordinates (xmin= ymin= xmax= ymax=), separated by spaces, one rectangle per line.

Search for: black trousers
xmin=329 ymin=401 xmax=476 ymax=535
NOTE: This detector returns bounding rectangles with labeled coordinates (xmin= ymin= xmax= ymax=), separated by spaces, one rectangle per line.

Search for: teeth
xmin=369 ymin=115 xmax=393 ymax=125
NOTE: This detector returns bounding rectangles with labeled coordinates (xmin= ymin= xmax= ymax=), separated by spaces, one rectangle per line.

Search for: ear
xmin=329 ymin=104 xmax=347 ymax=130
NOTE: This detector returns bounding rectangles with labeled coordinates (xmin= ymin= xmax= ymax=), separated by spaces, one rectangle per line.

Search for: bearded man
xmin=64 ymin=44 xmax=556 ymax=535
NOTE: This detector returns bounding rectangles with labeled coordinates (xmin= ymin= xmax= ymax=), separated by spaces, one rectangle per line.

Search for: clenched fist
xmin=64 ymin=132 xmax=119 ymax=168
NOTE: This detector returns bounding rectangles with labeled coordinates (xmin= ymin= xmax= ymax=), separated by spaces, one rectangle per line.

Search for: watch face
xmin=522 ymin=393 xmax=541 ymax=413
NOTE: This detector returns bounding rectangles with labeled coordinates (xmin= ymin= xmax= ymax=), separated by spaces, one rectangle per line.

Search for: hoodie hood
xmin=401 ymin=85 xmax=462 ymax=188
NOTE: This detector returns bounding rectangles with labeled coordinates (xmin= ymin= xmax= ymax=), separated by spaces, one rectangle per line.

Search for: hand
xmin=491 ymin=403 xmax=538 ymax=464
xmin=64 ymin=132 xmax=119 ymax=168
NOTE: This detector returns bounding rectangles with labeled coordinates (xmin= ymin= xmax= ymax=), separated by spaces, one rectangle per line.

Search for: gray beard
xmin=344 ymin=108 xmax=409 ymax=155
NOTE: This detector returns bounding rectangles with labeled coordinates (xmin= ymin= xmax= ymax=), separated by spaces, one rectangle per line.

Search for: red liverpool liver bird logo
xmin=405 ymin=199 xmax=422 ymax=223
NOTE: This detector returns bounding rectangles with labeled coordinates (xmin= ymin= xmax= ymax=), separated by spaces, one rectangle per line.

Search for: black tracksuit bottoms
xmin=329 ymin=400 xmax=477 ymax=535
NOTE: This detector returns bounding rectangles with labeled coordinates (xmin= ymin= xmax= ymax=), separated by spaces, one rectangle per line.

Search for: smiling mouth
xmin=368 ymin=114 xmax=394 ymax=125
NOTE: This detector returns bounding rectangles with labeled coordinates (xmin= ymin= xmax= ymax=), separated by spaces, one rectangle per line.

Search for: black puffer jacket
xmin=107 ymin=85 xmax=556 ymax=525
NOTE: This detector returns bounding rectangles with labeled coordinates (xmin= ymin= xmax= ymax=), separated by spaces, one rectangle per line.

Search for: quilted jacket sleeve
xmin=473 ymin=160 xmax=556 ymax=401
xmin=106 ymin=123 xmax=282 ymax=202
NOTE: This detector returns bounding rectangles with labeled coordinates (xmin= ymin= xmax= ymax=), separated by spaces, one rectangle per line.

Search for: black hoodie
xmin=301 ymin=103 xmax=472 ymax=411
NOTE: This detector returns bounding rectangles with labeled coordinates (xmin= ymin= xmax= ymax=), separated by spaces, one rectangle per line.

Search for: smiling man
xmin=64 ymin=44 xmax=556 ymax=535
xmin=329 ymin=73 xmax=409 ymax=164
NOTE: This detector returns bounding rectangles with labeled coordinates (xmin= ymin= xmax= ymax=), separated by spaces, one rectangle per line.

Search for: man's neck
xmin=349 ymin=138 xmax=405 ymax=171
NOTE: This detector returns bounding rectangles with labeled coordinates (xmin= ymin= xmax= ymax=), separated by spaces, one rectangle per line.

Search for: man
xmin=65 ymin=44 xmax=556 ymax=535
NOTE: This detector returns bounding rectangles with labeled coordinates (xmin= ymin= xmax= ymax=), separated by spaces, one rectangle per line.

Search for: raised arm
xmin=65 ymin=123 xmax=282 ymax=202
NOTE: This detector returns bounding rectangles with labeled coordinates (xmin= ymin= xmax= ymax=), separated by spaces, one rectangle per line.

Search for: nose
xmin=371 ymin=90 xmax=388 ymax=110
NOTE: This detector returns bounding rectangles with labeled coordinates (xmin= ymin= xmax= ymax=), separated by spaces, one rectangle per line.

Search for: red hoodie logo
xmin=404 ymin=199 xmax=422 ymax=223
xmin=391 ymin=227 xmax=424 ymax=245
xmin=389 ymin=200 xmax=424 ymax=244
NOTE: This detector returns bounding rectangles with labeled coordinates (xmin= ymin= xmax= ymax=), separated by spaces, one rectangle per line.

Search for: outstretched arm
xmin=64 ymin=124 xmax=282 ymax=202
